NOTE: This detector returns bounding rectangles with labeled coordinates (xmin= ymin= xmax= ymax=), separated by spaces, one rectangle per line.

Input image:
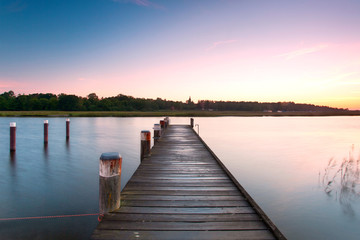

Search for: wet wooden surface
xmin=92 ymin=125 xmax=282 ymax=240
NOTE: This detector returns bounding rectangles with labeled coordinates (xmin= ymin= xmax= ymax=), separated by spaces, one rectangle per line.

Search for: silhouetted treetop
xmin=0 ymin=91 xmax=348 ymax=112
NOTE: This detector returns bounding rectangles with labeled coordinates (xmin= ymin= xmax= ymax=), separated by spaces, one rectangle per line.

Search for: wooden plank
xmin=121 ymin=195 xmax=245 ymax=201
xmin=114 ymin=207 xmax=255 ymax=214
xmin=121 ymin=190 xmax=241 ymax=196
xmin=127 ymin=176 xmax=230 ymax=180
xmin=97 ymin=221 xmax=267 ymax=231
xmin=127 ymin=179 xmax=232 ymax=184
xmin=92 ymin=230 xmax=276 ymax=240
xmin=134 ymin=168 xmax=225 ymax=171
xmin=134 ymin=168 xmax=225 ymax=173
xmin=104 ymin=213 xmax=260 ymax=222
xmin=122 ymin=186 xmax=238 ymax=191
xmin=138 ymin=163 xmax=218 ymax=167
xmin=131 ymin=173 xmax=229 ymax=177
xmin=125 ymin=182 xmax=234 ymax=187
xmin=121 ymin=200 xmax=250 ymax=207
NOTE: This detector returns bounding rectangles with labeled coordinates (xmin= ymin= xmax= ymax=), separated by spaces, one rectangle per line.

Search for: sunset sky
xmin=1 ymin=0 xmax=360 ymax=109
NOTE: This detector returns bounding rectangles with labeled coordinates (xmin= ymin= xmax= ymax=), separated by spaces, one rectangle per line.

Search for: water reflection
xmin=43 ymin=142 xmax=49 ymax=159
xmin=9 ymin=151 xmax=16 ymax=165
xmin=65 ymin=139 xmax=70 ymax=152
xmin=321 ymin=145 xmax=360 ymax=217
xmin=9 ymin=151 xmax=16 ymax=180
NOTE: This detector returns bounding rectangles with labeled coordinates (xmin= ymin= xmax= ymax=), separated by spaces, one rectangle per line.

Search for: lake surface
xmin=0 ymin=116 xmax=360 ymax=239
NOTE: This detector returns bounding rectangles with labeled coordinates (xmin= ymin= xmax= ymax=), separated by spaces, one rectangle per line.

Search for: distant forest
xmin=0 ymin=90 xmax=348 ymax=112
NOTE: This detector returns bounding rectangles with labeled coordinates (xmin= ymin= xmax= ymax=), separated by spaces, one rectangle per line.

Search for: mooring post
xmin=10 ymin=122 xmax=16 ymax=152
xmin=153 ymin=124 xmax=161 ymax=145
xmin=140 ymin=130 xmax=151 ymax=161
xmin=99 ymin=152 xmax=122 ymax=215
xmin=44 ymin=120 xmax=49 ymax=143
xmin=190 ymin=118 xmax=194 ymax=128
xmin=66 ymin=118 xmax=70 ymax=140
xmin=164 ymin=117 xmax=169 ymax=128
xmin=160 ymin=120 xmax=165 ymax=133
xmin=163 ymin=118 xmax=167 ymax=128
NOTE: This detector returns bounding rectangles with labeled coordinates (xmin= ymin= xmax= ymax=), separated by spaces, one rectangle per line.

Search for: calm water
xmin=0 ymin=117 xmax=360 ymax=239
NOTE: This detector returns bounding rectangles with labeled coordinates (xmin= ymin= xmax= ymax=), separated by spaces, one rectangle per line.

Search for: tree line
xmin=0 ymin=90 xmax=348 ymax=112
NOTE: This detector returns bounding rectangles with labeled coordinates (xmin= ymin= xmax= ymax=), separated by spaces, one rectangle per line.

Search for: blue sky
xmin=1 ymin=0 xmax=360 ymax=108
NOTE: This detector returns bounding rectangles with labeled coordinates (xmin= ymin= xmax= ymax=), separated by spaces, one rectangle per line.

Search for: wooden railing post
xmin=160 ymin=120 xmax=165 ymax=132
xmin=140 ymin=130 xmax=151 ymax=161
xmin=153 ymin=124 xmax=161 ymax=145
xmin=10 ymin=122 xmax=16 ymax=152
xmin=164 ymin=117 xmax=169 ymax=128
xmin=99 ymin=152 xmax=122 ymax=215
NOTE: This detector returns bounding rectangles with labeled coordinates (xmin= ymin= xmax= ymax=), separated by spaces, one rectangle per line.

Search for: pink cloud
xmin=278 ymin=43 xmax=330 ymax=60
xmin=206 ymin=39 xmax=237 ymax=51
xmin=0 ymin=78 xmax=24 ymax=90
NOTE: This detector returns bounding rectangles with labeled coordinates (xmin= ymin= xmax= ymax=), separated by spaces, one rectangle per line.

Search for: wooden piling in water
xmin=140 ymin=130 xmax=151 ymax=161
xmin=99 ymin=152 xmax=122 ymax=215
xmin=153 ymin=124 xmax=161 ymax=145
xmin=10 ymin=122 xmax=16 ymax=152
xmin=190 ymin=118 xmax=194 ymax=128
xmin=44 ymin=120 xmax=49 ymax=143
xmin=66 ymin=118 xmax=70 ymax=140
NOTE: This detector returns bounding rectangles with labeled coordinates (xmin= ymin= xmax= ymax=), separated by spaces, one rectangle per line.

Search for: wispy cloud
xmin=206 ymin=39 xmax=237 ymax=51
xmin=112 ymin=0 xmax=165 ymax=9
xmin=278 ymin=43 xmax=329 ymax=60
xmin=305 ymin=72 xmax=358 ymax=87
xmin=0 ymin=79 xmax=23 ymax=90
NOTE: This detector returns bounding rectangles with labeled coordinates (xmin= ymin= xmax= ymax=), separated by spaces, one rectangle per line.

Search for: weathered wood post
xmin=99 ymin=152 xmax=122 ymax=215
xmin=10 ymin=122 xmax=16 ymax=152
xmin=66 ymin=118 xmax=70 ymax=140
xmin=160 ymin=120 xmax=165 ymax=133
xmin=153 ymin=124 xmax=161 ymax=145
xmin=44 ymin=120 xmax=49 ymax=143
xmin=164 ymin=117 xmax=169 ymax=128
xmin=190 ymin=118 xmax=194 ymax=128
xmin=140 ymin=130 xmax=151 ymax=161
xmin=165 ymin=117 xmax=170 ymax=128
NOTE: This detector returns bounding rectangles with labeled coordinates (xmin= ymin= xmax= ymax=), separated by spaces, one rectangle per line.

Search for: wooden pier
xmin=92 ymin=124 xmax=285 ymax=240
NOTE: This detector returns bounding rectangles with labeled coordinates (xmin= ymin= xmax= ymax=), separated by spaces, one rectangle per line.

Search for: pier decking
xmin=92 ymin=125 xmax=285 ymax=240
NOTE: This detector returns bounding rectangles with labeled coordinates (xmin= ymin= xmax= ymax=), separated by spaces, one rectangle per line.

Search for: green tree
xmin=58 ymin=94 xmax=81 ymax=111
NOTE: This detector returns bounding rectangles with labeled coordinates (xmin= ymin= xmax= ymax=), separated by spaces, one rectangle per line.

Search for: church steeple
xmin=187 ymin=96 xmax=192 ymax=104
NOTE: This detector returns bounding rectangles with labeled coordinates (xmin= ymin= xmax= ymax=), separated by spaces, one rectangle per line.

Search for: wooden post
xmin=160 ymin=120 xmax=165 ymax=132
xmin=153 ymin=124 xmax=161 ymax=145
xmin=44 ymin=120 xmax=49 ymax=143
xmin=164 ymin=117 xmax=169 ymax=128
xmin=10 ymin=122 xmax=16 ymax=152
xmin=140 ymin=130 xmax=151 ymax=161
xmin=190 ymin=118 xmax=194 ymax=128
xmin=164 ymin=118 xmax=168 ymax=129
xmin=66 ymin=118 xmax=70 ymax=140
xmin=99 ymin=152 xmax=122 ymax=215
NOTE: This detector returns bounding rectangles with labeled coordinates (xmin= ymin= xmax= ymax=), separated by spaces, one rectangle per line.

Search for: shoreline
xmin=1 ymin=110 xmax=360 ymax=117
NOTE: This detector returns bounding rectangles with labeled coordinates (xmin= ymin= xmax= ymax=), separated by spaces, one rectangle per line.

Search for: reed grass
xmin=321 ymin=145 xmax=360 ymax=216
